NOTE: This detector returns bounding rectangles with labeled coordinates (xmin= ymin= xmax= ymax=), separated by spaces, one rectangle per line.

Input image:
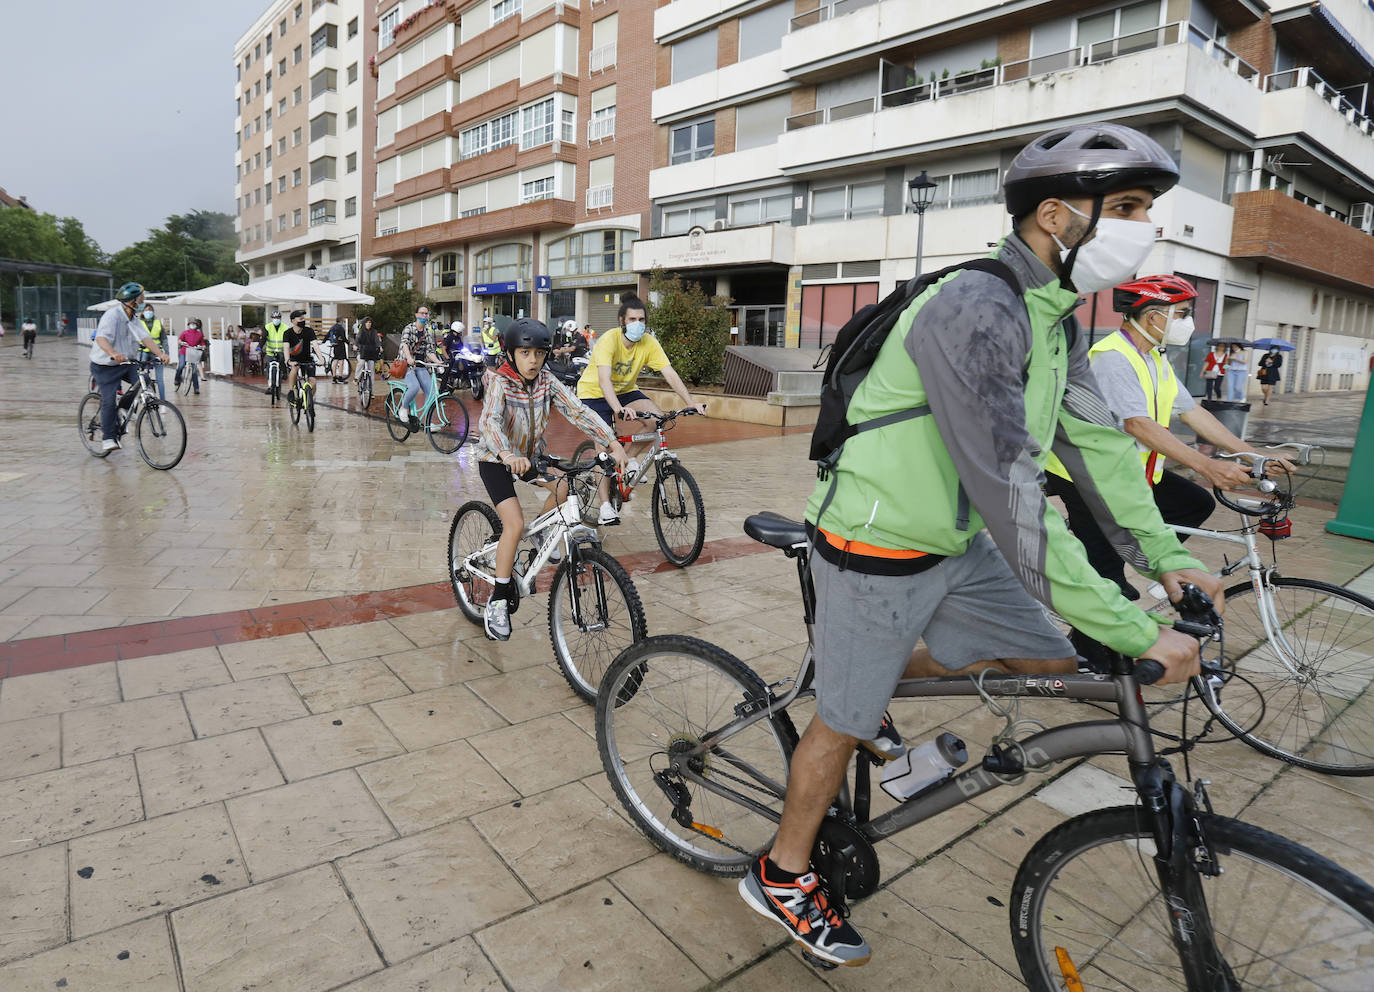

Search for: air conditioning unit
xmin=1351 ymin=202 xmax=1374 ymax=233
xmin=710 ymin=218 xmax=728 ymax=231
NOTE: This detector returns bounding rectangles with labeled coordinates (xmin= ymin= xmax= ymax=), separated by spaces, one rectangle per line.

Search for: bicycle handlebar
xmin=626 ymin=406 xmax=706 ymax=426
xmin=1134 ymin=583 xmax=1222 ymax=685
xmin=526 ymin=451 xmax=615 ymax=484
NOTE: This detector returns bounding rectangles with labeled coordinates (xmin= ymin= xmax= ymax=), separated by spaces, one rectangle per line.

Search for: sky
xmin=0 ymin=0 xmax=273 ymax=254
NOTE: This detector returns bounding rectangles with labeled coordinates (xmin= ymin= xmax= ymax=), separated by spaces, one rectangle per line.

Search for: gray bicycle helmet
xmin=502 ymin=318 xmax=551 ymax=355
xmin=1003 ymin=123 xmax=1179 ymax=218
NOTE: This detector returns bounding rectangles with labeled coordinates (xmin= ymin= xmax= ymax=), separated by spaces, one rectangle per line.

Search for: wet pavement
xmin=0 ymin=339 xmax=1371 ymax=990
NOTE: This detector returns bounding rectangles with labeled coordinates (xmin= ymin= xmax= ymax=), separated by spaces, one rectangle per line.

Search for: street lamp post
xmin=908 ymin=170 xmax=938 ymax=279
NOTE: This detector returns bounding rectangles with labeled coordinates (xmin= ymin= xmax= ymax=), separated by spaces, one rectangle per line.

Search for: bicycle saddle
xmin=744 ymin=513 xmax=807 ymax=549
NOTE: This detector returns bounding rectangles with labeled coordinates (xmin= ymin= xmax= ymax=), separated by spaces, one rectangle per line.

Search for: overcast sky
xmin=0 ymin=0 xmax=272 ymax=254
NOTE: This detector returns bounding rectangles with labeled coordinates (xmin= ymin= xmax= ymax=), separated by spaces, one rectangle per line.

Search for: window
xmin=521 ymin=98 xmax=554 ymax=149
xmin=264 ymin=145 xmax=271 ymax=165
xmin=345 ymin=196 xmax=357 ymax=217
xmin=547 ymin=230 xmax=632 ymax=277
xmin=492 ymin=0 xmax=521 ymax=25
xmin=671 ymin=29 xmax=717 ymax=84
xmin=347 ymin=62 xmax=358 ymax=84
xmin=920 ymin=168 xmax=1000 ymax=210
xmin=292 ymin=126 xmax=302 ymax=146
xmin=729 ymin=191 xmax=792 ymax=226
xmin=265 ymin=32 xmax=272 ymax=55
xmin=309 ymin=200 xmax=336 ymax=226
xmin=462 ymin=206 xmax=487 ymax=217
xmin=311 ymin=68 xmax=337 ymax=98
xmin=461 ymin=109 xmax=518 ymax=159
xmin=278 ymin=97 xmax=286 ymax=115
xmin=279 ymin=18 xmax=286 ymax=37
xmin=254 ymin=151 xmax=262 ymax=169
xmin=670 ymin=119 xmax=714 ymax=165
xmin=278 ymin=57 xmax=286 ymax=78
xmin=810 ymin=179 xmax=885 ymax=222
xmin=293 ymin=44 xmax=302 ymax=65
xmin=346 ymin=152 xmax=357 ymax=173
xmin=254 ymin=80 xmax=261 ymax=99
xmin=347 ymin=16 xmax=358 ymax=38
xmin=294 ymin=3 xmax=302 ymax=21
xmin=236 ymin=96 xmax=241 ymax=115
xmin=293 ymin=208 xmax=302 ymax=227
xmin=475 ymin=243 xmax=532 ymax=283
xmin=735 ymin=94 xmax=790 ymax=152
xmin=311 ymin=24 xmax=337 ymax=54
xmin=265 ymin=73 xmax=272 ymax=92
xmin=310 ymin=156 xmax=336 ymax=183
xmin=265 ymin=183 xmax=272 ymax=203
xmin=254 ymin=188 xmax=262 ymax=205
xmin=739 ymin=3 xmax=793 ymax=61
xmin=801 ymin=283 xmax=880 ymax=347
xmin=346 ymin=107 xmax=357 ymax=129
xmin=589 ymin=105 xmax=615 ymax=141
xmin=278 ymin=137 xmax=286 ymax=154
xmin=278 ymin=176 xmax=287 ymax=193
xmin=521 ymin=176 xmax=555 ymax=202
xmin=379 ymin=8 xmax=399 ymax=48
xmin=255 ymin=43 xmax=261 ymax=61
xmin=310 ymin=112 xmax=337 ymax=140
xmin=561 ymin=109 xmax=575 ymax=143
xmin=432 ymin=251 xmax=461 ymax=288
xmin=662 ymin=203 xmax=717 ymax=235
xmin=292 ymin=167 xmax=302 ymax=186
xmin=264 ymin=108 xmax=272 ymax=130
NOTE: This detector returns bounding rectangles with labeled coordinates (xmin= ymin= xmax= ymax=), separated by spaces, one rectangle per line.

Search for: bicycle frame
xmin=387 ymin=363 xmax=452 ymax=427
xmin=613 ymin=423 xmax=679 ymax=498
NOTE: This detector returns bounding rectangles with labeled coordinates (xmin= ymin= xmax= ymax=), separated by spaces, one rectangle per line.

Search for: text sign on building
xmin=535 ymin=275 xmax=551 ymax=293
xmin=473 ymin=282 xmax=520 ymax=295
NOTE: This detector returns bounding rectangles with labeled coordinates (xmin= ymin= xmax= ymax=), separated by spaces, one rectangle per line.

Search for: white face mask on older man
xmin=1132 ymin=307 xmax=1194 ymax=350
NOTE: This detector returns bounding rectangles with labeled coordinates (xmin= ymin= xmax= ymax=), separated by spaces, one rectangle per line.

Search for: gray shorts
xmin=810 ymin=532 xmax=1073 ymax=739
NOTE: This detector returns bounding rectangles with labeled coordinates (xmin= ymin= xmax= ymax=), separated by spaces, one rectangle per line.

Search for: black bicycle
xmin=595 ymin=512 xmax=1374 ymax=985
xmin=78 ymin=359 xmax=187 ymax=470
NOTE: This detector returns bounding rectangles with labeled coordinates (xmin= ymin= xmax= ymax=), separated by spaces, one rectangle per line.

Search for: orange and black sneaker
xmin=739 ymin=856 xmax=871 ymax=967
xmin=859 ymin=711 xmax=906 ymax=763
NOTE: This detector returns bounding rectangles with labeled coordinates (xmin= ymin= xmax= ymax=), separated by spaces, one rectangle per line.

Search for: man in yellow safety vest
xmin=262 ymin=310 xmax=290 ymax=395
xmin=136 ymin=302 xmax=169 ymax=398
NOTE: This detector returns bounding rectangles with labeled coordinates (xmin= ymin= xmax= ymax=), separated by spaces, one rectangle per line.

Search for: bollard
xmin=1327 ymin=386 xmax=1374 ymax=542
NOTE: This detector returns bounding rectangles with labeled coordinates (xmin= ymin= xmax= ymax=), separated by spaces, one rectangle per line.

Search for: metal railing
xmin=586 ymin=184 xmax=613 ymax=210
xmin=1263 ymin=66 xmax=1374 ymax=135
xmin=590 ymin=41 xmax=617 ymax=73
xmin=588 ymin=112 xmax=616 ymax=141
xmin=790 ymin=0 xmax=878 ymax=31
xmin=787 ymin=22 xmax=1257 ymax=132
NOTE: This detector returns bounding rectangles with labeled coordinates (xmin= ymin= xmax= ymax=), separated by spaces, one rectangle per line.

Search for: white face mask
xmin=1052 ymin=201 xmax=1156 ymax=293
xmin=1133 ymin=309 xmax=1194 ymax=351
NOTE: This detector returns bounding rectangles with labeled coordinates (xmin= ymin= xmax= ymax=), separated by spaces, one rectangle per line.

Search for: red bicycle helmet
xmin=1112 ymin=274 xmax=1197 ymax=314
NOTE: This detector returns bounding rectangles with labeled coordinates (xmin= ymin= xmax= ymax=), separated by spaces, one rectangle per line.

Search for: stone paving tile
xmin=0 ymin=663 xmax=120 ymax=723
xmin=60 ymin=694 xmax=193 ymax=766
xmin=135 ymin=729 xmax=284 ymax=818
xmin=466 ymin=662 xmax=584 ymax=724
xmin=307 ymin=618 xmax=413 ymax=662
xmin=90 ymin=588 xmax=191 ymax=619
xmin=477 ymin=879 xmax=708 ymax=992
xmin=68 ymin=802 xmax=249 ymax=938
xmin=226 ymin=769 xmax=398 ymax=881
xmin=0 ymin=756 xmax=143 ymax=849
xmin=261 ymin=705 xmax=406 ymax=781
xmin=473 ymin=782 xmax=655 ymax=900
xmin=470 ymin=712 xmax=602 ymax=796
xmin=713 ymin=948 xmax=836 ymax=990
xmin=183 ymin=674 xmax=309 ymax=737
xmin=377 ymin=643 xmax=499 ymax=691
xmin=0 ymin=714 xmax=61 ymax=781
xmin=0 ymin=587 xmax=108 ymax=618
xmin=334 ymin=935 xmax=504 ymax=991
xmin=357 ymin=738 xmax=518 ymax=835
xmin=369 ymin=683 xmax=508 ymax=751
xmin=0 ymin=917 xmax=180 ymax=992
xmin=218 ymin=630 xmax=328 ymax=679
xmin=172 ymin=864 xmax=382 ymax=992
xmin=0 ymin=844 xmax=69 ymax=966
xmin=288 ymin=659 xmax=411 ymax=713
xmin=115 ymin=646 xmax=232 ymax=699
xmin=339 ymin=818 xmax=533 ymax=962
xmin=175 ymin=589 xmax=267 ymax=616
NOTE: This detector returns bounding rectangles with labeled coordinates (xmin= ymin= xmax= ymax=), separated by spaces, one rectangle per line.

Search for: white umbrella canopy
xmin=164 ymin=282 xmax=260 ymax=306
xmin=245 ymin=273 xmax=374 ymax=305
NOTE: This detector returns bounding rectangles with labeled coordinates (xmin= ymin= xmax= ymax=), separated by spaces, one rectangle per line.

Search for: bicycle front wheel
xmin=569 ymin=441 xmax=605 ymax=526
xmin=548 ymin=545 xmax=646 ymax=702
xmin=449 ymin=500 xmax=501 ymax=625
xmin=1199 ymin=576 xmax=1374 ymax=774
xmin=78 ymin=393 xmax=111 ymax=457
xmin=304 ymin=386 xmax=316 ymax=433
xmin=1011 ymin=805 xmax=1374 ymax=991
xmin=289 ymin=390 xmax=301 ymax=425
xmin=427 ymin=394 xmax=470 ymax=454
xmin=597 ymin=635 xmax=796 ymax=876
xmin=358 ymin=373 xmax=373 ymax=410
xmin=651 ymin=463 xmax=706 ymax=566
xmin=135 ymin=401 xmax=187 ymax=470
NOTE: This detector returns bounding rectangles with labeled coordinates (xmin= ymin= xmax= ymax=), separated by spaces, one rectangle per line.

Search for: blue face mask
xmin=624 ymin=321 xmax=646 ymax=342
xmin=417 ymin=316 xmax=428 ymax=325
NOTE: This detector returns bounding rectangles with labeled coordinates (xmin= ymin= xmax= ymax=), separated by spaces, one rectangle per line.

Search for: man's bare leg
xmin=902 ymin=645 xmax=1076 ymax=679
xmin=767 ymin=716 xmax=858 ymax=873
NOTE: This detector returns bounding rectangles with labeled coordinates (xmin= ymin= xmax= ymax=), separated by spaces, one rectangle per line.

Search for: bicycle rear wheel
xmin=448 ymin=501 xmax=502 ymax=625
xmin=427 ymin=394 xmax=470 ymax=454
xmin=270 ymin=366 xmax=281 ymax=405
xmin=136 ymin=401 xmax=187 ymax=470
xmin=1198 ymin=576 xmax=1374 ymax=774
xmin=548 ymin=545 xmax=646 ymax=703
xmin=596 ymin=635 xmax=797 ymax=876
xmin=386 ymin=392 xmax=410 ymax=442
xmin=1011 ymin=805 xmax=1374 ymax=990
xmin=651 ymin=463 xmax=706 ymax=566
xmin=78 ymin=393 xmax=110 ymax=457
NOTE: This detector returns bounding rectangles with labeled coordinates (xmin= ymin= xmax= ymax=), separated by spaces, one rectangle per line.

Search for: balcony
xmin=371 ymin=196 xmax=576 ymax=254
xmin=589 ymin=41 xmax=617 ymax=73
xmin=393 ymin=167 xmax=450 ymax=204
xmin=393 ymin=53 xmax=453 ymax=105
xmin=380 ymin=0 xmax=452 ymax=54
xmin=588 ymin=111 xmax=615 ymax=142
xmin=653 ymin=49 xmax=788 ymax=120
xmin=777 ymin=29 xmax=1261 ymax=173
xmin=393 ymin=109 xmax=453 ymax=153
xmin=586 ymin=184 xmax=613 ymax=210
xmin=1261 ymin=67 xmax=1374 ymax=179
xmin=790 ymin=0 xmax=877 ymax=30
xmin=1231 ymin=189 xmax=1374 ymax=292
xmin=650 ymin=145 xmax=783 ymax=200
xmin=450 ymin=142 xmax=519 ymax=186
xmin=633 ymin=223 xmax=796 ymax=272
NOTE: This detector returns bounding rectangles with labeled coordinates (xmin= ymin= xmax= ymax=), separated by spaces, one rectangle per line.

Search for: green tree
xmin=355 ymin=271 xmax=433 ymax=339
xmin=110 ymin=210 xmax=243 ymax=291
xmin=647 ymin=268 xmax=733 ymax=386
xmin=0 ymin=208 xmax=107 ymax=322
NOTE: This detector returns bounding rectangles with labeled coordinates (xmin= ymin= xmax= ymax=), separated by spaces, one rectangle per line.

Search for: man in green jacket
xmin=738 ymin=123 xmax=1225 ymax=968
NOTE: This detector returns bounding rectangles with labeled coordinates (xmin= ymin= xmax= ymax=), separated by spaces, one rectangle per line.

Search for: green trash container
xmin=1327 ymin=386 xmax=1374 ymax=542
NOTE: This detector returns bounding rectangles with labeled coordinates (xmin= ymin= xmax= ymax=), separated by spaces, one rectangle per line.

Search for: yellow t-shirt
xmin=576 ymin=330 xmax=670 ymax=399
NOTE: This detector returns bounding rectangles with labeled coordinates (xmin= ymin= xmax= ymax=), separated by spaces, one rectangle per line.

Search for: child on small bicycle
xmin=475 ymin=318 xmax=628 ymax=642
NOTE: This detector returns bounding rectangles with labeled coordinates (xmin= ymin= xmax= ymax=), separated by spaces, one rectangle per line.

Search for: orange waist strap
xmin=817 ymin=527 xmax=930 ymax=560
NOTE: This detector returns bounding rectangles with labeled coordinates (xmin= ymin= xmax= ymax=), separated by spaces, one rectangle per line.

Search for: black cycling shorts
xmin=479 ymin=460 xmax=540 ymax=505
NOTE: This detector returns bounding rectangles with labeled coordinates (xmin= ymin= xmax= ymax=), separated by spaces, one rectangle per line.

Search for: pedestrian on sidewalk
xmin=1224 ymin=343 xmax=1248 ymax=401
xmin=1203 ymin=343 xmax=1226 ymax=401
xmin=1257 ymin=346 xmax=1283 ymax=405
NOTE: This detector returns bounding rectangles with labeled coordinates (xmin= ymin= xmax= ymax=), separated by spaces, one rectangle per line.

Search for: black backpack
xmin=809 ymin=258 xmax=1023 ymax=476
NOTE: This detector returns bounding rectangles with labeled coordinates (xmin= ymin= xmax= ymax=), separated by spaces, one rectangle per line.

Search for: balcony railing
xmin=590 ymin=41 xmax=617 ymax=73
xmin=588 ymin=111 xmax=616 ymax=142
xmin=790 ymin=0 xmax=878 ymax=31
xmin=1264 ymin=66 xmax=1374 ymax=135
xmin=787 ymin=22 xmax=1256 ymax=131
xmin=586 ymin=184 xmax=613 ymax=210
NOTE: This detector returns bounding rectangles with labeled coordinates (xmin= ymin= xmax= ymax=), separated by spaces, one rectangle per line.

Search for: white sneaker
xmin=101 ymin=438 xmax=119 ymax=453
xmin=484 ymin=598 xmax=511 ymax=641
xmin=598 ymin=501 xmax=620 ymax=526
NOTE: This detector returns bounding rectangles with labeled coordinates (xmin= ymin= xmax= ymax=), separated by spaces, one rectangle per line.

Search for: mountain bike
xmin=288 ymin=361 xmax=317 ymax=432
xmin=385 ymin=361 xmax=470 ymax=454
xmin=570 ymin=408 xmax=707 ymax=566
xmin=78 ymin=360 xmax=187 ymax=470
xmin=595 ymin=513 xmax=1374 ymax=984
xmin=1137 ymin=442 xmax=1374 ymax=775
xmin=449 ymin=453 xmax=647 ymax=702
xmin=265 ymin=353 xmax=284 ymax=406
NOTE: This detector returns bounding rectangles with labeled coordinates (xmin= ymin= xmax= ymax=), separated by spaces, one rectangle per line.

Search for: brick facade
xmin=1226 ymin=15 xmax=1274 ymax=76
xmin=1231 ymin=189 xmax=1374 ymax=293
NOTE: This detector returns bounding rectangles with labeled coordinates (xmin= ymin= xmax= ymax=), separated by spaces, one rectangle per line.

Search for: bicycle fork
xmin=563 ymin=545 xmax=610 ymax=631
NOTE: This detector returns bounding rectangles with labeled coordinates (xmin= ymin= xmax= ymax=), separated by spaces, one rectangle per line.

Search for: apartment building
xmin=234 ymin=0 xmax=371 ymax=313
xmin=634 ymin=0 xmax=1374 ymax=394
xmin=368 ymin=0 xmax=654 ymax=329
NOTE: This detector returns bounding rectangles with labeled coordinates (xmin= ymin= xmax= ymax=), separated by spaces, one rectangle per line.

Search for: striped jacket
xmin=476 ymin=363 xmax=618 ymax=464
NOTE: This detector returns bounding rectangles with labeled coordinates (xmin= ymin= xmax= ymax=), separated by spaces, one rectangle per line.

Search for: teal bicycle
xmin=385 ymin=360 xmax=471 ymax=454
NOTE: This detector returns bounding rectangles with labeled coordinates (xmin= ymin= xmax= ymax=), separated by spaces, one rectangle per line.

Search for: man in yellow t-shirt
xmin=576 ymin=295 xmax=706 ymax=524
